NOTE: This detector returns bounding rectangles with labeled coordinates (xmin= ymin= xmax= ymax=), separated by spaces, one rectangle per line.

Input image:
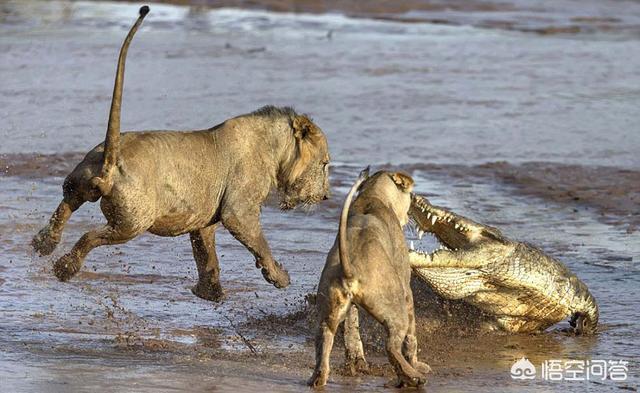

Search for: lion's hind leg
xmin=359 ymin=294 xmax=426 ymax=388
xmin=53 ymin=224 xmax=145 ymax=281
xmin=308 ymin=287 xmax=351 ymax=388
xmin=343 ymin=304 xmax=368 ymax=375
xmin=33 ymin=159 xmax=103 ymax=256
xmin=403 ymin=291 xmax=431 ymax=376
xmin=32 ymin=197 xmax=84 ymax=256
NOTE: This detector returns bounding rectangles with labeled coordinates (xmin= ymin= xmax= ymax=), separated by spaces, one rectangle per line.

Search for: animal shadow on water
xmin=31 ymin=6 xmax=331 ymax=302
xmin=309 ymin=167 xmax=431 ymax=388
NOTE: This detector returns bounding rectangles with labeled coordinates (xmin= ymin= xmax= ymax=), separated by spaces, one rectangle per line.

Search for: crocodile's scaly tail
xmin=91 ymin=5 xmax=150 ymax=196
xmin=339 ymin=166 xmax=369 ymax=279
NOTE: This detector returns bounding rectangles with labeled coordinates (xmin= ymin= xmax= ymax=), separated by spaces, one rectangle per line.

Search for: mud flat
xmin=400 ymin=161 xmax=640 ymax=231
xmin=2 ymin=154 xmax=639 ymax=391
xmin=473 ymin=162 xmax=640 ymax=231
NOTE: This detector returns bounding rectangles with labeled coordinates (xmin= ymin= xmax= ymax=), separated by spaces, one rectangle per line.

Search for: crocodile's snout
xmin=409 ymin=193 xmax=501 ymax=252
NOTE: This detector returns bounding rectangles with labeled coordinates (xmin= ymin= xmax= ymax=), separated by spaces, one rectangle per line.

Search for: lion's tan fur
xmin=32 ymin=8 xmax=330 ymax=302
xmin=308 ymin=170 xmax=430 ymax=388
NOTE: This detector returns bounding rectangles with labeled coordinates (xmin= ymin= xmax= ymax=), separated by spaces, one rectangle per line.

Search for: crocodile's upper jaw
xmin=409 ymin=193 xmax=505 ymax=251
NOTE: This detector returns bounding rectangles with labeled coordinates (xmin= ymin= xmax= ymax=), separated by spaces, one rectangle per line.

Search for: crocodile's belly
xmin=413 ymin=268 xmax=489 ymax=300
xmin=467 ymin=289 xmax=571 ymax=329
xmin=414 ymin=266 xmax=573 ymax=332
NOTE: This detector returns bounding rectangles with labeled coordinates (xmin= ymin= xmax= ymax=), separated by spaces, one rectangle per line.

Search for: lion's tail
xmin=339 ymin=166 xmax=369 ymax=280
xmin=91 ymin=6 xmax=150 ymax=195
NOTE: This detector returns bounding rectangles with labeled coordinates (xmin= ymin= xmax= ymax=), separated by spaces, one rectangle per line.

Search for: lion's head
xmin=358 ymin=171 xmax=414 ymax=225
xmin=279 ymin=114 xmax=330 ymax=210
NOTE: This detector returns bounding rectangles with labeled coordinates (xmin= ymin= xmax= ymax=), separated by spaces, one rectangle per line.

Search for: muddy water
xmin=1 ymin=0 xmax=639 ymax=391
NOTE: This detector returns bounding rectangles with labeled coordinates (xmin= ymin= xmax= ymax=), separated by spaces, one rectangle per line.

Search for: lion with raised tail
xmin=32 ymin=6 xmax=331 ymax=302
xmin=309 ymin=168 xmax=430 ymax=388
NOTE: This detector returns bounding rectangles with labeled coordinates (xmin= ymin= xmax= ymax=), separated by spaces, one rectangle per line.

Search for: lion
xmin=31 ymin=6 xmax=331 ymax=302
xmin=308 ymin=168 xmax=430 ymax=388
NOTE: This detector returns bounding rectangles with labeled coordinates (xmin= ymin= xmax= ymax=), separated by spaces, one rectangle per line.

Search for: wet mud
xmin=400 ymin=161 xmax=640 ymax=231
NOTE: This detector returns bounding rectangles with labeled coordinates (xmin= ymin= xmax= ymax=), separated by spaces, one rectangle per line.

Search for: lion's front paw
xmin=32 ymin=228 xmax=60 ymax=256
xmin=261 ymin=261 xmax=290 ymax=289
xmin=191 ymin=281 xmax=225 ymax=302
xmin=53 ymin=254 xmax=81 ymax=281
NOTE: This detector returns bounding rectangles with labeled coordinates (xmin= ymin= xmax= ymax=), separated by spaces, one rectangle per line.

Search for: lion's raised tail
xmin=91 ymin=5 xmax=150 ymax=195
xmin=339 ymin=166 xmax=369 ymax=280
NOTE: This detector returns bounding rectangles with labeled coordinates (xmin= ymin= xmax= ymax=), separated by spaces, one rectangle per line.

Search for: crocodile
xmin=408 ymin=193 xmax=599 ymax=334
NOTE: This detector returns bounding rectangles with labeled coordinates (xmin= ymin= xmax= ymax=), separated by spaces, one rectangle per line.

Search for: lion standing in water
xmin=32 ymin=6 xmax=331 ymax=302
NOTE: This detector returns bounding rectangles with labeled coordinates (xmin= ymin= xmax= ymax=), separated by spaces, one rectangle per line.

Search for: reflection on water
xmin=0 ymin=0 xmax=638 ymax=391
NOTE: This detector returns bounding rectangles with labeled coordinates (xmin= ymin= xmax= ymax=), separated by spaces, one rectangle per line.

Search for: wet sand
xmin=2 ymin=152 xmax=638 ymax=391
xmin=1 ymin=0 xmax=639 ymax=391
xmin=401 ymin=161 xmax=640 ymax=230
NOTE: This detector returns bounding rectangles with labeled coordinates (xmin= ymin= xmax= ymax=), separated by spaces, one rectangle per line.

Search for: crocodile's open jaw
xmin=407 ymin=194 xmax=599 ymax=335
xmin=409 ymin=193 xmax=505 ymax=252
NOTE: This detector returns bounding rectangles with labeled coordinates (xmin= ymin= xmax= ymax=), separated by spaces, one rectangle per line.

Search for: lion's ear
xmin=293 ymin=115 xmax=318 ymax=140
xmin=390 ymin=172 xmax=414 ymax=193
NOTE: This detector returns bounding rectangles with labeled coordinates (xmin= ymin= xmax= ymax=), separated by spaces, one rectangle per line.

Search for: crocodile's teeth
xmin=455 ymin=223 xmax=460 ymax=229
xmin=427 ymin=212 xmax=432 ymax=219
xmin=409 ymin=241 xmax=414 ymax=250
xmin=418 ymin=230 xmax=424 ymax=240
xmin=431 ymin=215 xmax=437 ymax=225
xmin=447 ymin=217 xmax=452 ymax=222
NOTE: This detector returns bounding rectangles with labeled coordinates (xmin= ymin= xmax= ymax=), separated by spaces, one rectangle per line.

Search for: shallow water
xmin=0 ymin=0 xmax=638 ymax=391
